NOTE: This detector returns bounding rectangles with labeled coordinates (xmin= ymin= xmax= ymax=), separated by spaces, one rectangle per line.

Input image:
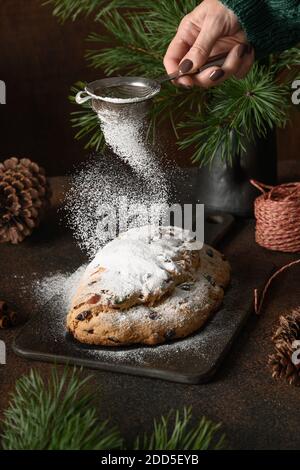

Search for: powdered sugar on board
xmin=15 ymin=257 xmax=274 ymax=382
xmin=30 ymin=265 xmax=236 ymax=367
xmin=32 ymin=266 xmax=87 ymax=311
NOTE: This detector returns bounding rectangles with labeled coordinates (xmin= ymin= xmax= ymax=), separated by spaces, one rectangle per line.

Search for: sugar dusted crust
xmin=67 ymin=226 xmax=230 ymax=346
xmin=69 ymin=225 xmax=203 ymax=312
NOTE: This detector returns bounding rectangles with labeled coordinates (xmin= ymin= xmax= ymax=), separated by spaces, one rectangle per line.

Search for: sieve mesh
xmin=86 ymin=77 xmax=161 ymax=104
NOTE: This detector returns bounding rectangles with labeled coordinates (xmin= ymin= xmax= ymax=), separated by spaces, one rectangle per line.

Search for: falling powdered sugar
xmin=97 ymin=107 xmax=158 ymax=175
xmin=64 ymin=100 xmax=185 ymax=258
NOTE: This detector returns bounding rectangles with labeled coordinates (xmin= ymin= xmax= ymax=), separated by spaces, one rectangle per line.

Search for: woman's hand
xmin=164 ymin=0 xmax=254 ymax=88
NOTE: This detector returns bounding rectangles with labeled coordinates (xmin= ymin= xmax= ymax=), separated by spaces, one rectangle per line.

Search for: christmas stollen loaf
xmin=67 ymin=226 xmax=230 ymax=346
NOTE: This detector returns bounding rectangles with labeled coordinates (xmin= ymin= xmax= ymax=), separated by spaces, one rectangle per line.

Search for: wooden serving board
xmin=13 ymin=213 xmax=271 ymax=384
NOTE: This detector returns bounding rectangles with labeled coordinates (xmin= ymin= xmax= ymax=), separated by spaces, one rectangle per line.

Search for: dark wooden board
xmin=13 ymin=213 xmax=272 ymax=384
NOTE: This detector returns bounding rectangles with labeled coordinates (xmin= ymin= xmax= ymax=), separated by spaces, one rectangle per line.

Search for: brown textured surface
xmin=1 ymin=176 xmax=300 ymax=449
xmin=0 ymin=0 xmax=97 ymax=175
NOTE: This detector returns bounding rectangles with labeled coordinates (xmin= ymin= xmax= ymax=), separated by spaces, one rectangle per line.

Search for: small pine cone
xmin=272 ymin=309 xmax=300 ymax=346
xmin=269 ymin=351 xmax=300 ymax=386
xmin=269 ymin=308 xmax=300 ymax=386
xmin=0 ymin=157 xmax=51 ymax=244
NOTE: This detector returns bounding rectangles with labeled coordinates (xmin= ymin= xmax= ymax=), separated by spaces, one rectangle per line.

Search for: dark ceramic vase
xmin=187 ymin=130 xmax=277 ymax=217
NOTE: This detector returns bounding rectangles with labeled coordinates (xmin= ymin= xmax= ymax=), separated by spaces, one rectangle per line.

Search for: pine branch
xmin=178 ymin=64 xmax=290 ymax=164
xmin=272 ymin=46 xmax=300 ymax=73
xmin=134 ymin=407 xmax=225 ymax=450
xmin=44 ymin=0 xmax=149 ymax=22
xmin=141 ymin=0 xmax=199 ymax=52
xmin=86 ymin=12 xmax=164 ymax=76
xmin=46 ymin=0 xmax=299 ymax=164
xmin=1 ymin=368 xmax=226 ymax=451
xmin=70 ymin=83 xmax=105 ymax=151
xmin=44 ymin=0 xmax=104 ymax=22
xmin=1 ymin=368 xmax=122 ymax=450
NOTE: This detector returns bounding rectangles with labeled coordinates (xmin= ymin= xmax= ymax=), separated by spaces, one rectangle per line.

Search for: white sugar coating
xmin=64 ymin=106 xmax=181 ymax=258
xmin=31 ymin=266 xmax=233 ymax=366
xmin=74 ymin=225 xmax=202 ymax=309
xmin=97 ymin=94 xmax=157 ymax=104
xmin=32 ymin=266 xmax=87 ymax=310
xmin=95 ymin=85 xmax=159 ymax=104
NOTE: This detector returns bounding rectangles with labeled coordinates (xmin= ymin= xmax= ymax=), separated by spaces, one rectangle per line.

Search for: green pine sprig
xmin=69 ymin=82 xmax=105 ymax=151
xmin=86 ymin=13 xmax=164 ymax=76
xmin=44 ymin=0 xmax=104 ymax=22
xmin=45 ymin=0 xmax=299 ymax=165
xmin=1 ymin=368 xmax=122 ymax=450
xmin=44 ymin=0 xmax=148 ymax=22
xmin=1 ymin=367 xmax=226 ymax=451
xmin=134 ymin=407 xmax=225 ymax=450
xmin=178 ymin=64 xmax=290 ymax=164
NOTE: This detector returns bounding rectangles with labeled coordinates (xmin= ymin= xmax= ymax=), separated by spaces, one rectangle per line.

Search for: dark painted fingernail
xmin=209 ymin=68 xmax=225 ymax=81
xmin=237 ymin=43 xmax=252 ymax=58
xmin=178 ymin=82 xmax=193 ymax=89
xmin=179 ymin=59 xmax=193 ymax=74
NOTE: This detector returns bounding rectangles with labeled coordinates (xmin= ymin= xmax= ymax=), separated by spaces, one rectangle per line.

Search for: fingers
xmin=234 ymin=46 xmax=255 ymax=78
xmin=177 ymin=14 xmax=224 ymax=79
xmin=164 ymin=35 xmax=190 ymax=75
xmin=191 ymin=43 xmax=253 ymax=88
xmin=163 ymin=16 xmax=199 ymax=88
xmin=164 ymin=35 xmax=193 ymax=87
xmin=163 ymin=6 xmax=255 ymax=90
xmin=164 ymin=15 xmax=199 ymax=72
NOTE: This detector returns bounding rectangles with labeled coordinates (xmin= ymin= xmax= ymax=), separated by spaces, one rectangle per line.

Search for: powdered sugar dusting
xmin=75 ymin=225 xmax=202 ymax=310
xmin=64 ymin=105 xmax=181 ymax=258
xmin=30 ymin=266 xmax=234 ymax=366
xmin=32 ymin=266 xmax=87 ymax=310
xmin=98 ymin=108 xmax=161 ymax=176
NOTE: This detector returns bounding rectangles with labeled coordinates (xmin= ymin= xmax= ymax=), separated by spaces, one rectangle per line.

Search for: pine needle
xmin=134 ymin=407 xmax=225 ymax=450
xmin=1 ymin=368 xmax=123 ymax=450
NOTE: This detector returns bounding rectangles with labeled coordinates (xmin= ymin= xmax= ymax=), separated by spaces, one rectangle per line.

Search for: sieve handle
xmin=157 ymin=51 xmax=228 ymax=84
xmin=76 ymin=90 xmax=92 ymax=104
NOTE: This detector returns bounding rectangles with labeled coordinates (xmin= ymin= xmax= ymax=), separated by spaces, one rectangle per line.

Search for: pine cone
xmin=269 ymin=308 xmax=300 ymax=386
xmin=0 ymin=157 xmax=51 ymax=244
xmin=272 ymin=310 xmax=300 ymax=345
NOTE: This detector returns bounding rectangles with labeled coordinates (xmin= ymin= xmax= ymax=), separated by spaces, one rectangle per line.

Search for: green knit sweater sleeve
xmin=220 ymin=0 xmax=300 ymax=58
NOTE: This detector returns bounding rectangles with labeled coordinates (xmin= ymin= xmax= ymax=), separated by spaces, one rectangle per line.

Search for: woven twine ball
xmin=251 ymin=180 xmax=300 ymax=253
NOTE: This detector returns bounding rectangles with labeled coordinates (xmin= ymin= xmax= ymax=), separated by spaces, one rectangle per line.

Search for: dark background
xmin=0 ymin=0 xmax=299 ymax=176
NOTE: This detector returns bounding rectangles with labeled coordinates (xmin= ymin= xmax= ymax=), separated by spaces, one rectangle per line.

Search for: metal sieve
xmin=75 ymin=52 xmax=228 ymax=108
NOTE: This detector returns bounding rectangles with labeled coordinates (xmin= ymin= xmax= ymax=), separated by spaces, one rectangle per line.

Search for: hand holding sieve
xmin=76 ymin=52 xmax=228 ymax=105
